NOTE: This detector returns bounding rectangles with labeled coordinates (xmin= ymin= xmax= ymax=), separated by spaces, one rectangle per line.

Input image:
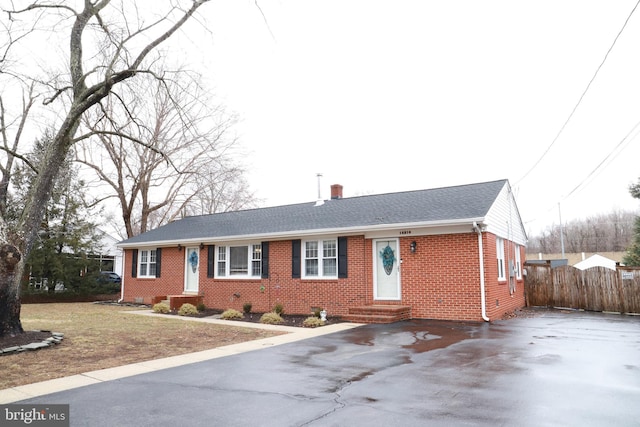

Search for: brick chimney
xmin=330 ymin=184 xmax=343 ymax=200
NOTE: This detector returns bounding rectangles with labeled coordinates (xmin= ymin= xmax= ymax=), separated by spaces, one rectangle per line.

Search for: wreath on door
xmin=379 ymin=244 xmax=396 ymax=276
xmin=189 ymin=251 xmax=198 ymax=273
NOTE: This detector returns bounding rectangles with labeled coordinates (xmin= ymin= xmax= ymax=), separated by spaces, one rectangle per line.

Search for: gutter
xmin=473 ymin=221 xmax=490 ymax=322
xmin=116 ymin=217 xmax=487 ymax=249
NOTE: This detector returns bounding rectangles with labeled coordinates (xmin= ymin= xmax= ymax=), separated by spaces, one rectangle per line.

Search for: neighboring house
xmin=94 ymin=229 xmax=125 ymax=277
xmin=28 ymin=229 xmax=124 ymax=292
xmin=574 ymin=254 xmax=617 ymax=271
xmin=117 ymin=179 xmax=527 ymax=322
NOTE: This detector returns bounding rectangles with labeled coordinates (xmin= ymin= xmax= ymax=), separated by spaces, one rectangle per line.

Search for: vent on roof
xmin=315 ymin=173 xmax=324 ymax=206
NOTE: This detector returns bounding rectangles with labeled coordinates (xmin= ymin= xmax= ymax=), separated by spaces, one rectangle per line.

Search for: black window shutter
xmin=155 ymin=248 xmax=162 ymax=278
xmin=131 ymin=250 xmax=138 ymax=278
xmin=292 ymin=239 xmax=301 ymax=278
xmin=207 ymin=245 xmax=215 ymax=278
xmin=338 ymin=237 xmax=348 ymax=278
xmin=261 ymin=241 xmax=269 ymax=278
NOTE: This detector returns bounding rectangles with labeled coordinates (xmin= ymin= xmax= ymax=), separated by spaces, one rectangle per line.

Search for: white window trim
xmin=496 ymin=238 xmax=506 ymax=281
xmin=138 ymin=249 xmax=157 ymax=278
xmin=302 ymin=238 xmax=338 ymax=279
xmin=216 ymin=243 xmax=262 ymax=279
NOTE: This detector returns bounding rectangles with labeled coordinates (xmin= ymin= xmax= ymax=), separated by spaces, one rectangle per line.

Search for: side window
xmin=515 ymin=244 xmax=522 ymax=279
xmin=138 ymin=249 xmax=157 ymax=278
xmin=229 ymin=246 xmax=249 ymax=275
xmin=251 ymin=244 xmax=262 ymax=276
xmin=303 ymin=239 xmax=338 ymax=279
xmin=216 ymin=244 xmax=262 ymax=278
xmin=217 ymin=246 xmax=227 ymax=277
xmin=496 ymin=238 xmax=505 ymax=281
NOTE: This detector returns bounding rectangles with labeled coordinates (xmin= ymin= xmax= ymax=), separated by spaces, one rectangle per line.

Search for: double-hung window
xmin=138 ymin=249 xmax=157 ymax=278
xmin=216 ymin=244 xmax=261 ymax=278
xmin=304 ymin=239 xmax=337 ymax=279
xmin=496 ymin=238 xmax=506 ymax=281
xmin=514 ymin=244 xmax=522 ymax=279
xmin=251 ymin=244 xmax=262 ymax=276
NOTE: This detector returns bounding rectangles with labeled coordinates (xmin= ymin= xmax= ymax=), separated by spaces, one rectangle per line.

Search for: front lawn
xmin=0 ymin=303 xmax=283 ymax=389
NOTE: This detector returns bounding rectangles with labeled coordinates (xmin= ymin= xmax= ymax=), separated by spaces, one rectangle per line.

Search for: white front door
xmin=374 ymin=239 xmax=401 ymax=300
xmin=184 ymin=247 xmax=199 ymax=293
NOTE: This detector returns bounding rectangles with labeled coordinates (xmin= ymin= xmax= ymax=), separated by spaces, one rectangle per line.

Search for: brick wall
xmin=399 ymin=234 xmax=483 ymax=321
xmin=123 ymin=247 xmax=187 ymax=304
xmin=122 ymin=232 xmax=525 ymax=321
xmin=482 ymin=233 xmax=526 ymax=320
xmin=198 ymin=238 xmax=370 ymax=316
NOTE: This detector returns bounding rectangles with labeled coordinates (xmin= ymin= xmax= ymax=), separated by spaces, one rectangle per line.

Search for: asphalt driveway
xmin=15 ymin=309 xmax=640 ymax=426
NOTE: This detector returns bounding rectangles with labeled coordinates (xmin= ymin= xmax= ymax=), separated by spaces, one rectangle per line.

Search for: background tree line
xmin=527 ymin=209 xmax=637 ymax=254
xmin=528 ymin=178 xmax=640 ymax=267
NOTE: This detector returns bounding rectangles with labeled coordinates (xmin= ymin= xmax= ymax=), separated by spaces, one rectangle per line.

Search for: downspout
xmin=118 ymin=249 xmax=125 ymax=303
xmin=118 ymin=277 xmax=124 ymax=303
xmin=473 ymin=221 xmax=490 ymax=322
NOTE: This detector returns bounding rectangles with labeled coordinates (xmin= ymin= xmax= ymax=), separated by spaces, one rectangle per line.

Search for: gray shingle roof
xmin=119 ymin=179 xmax=507 ymax=246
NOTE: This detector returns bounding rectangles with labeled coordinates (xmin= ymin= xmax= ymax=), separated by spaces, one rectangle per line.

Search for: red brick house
xmin=117 ymin=179 xmax=527 ymax=322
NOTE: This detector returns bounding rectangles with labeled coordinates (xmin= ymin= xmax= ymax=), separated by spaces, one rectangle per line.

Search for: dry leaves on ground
xmin=0 ymin=303 xmax=284 ymax=390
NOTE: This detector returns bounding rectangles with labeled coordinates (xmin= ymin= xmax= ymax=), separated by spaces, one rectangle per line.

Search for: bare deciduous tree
xmin=0 ymin=0 xmax=211 ymax=337
xmin=75 ymin=73 xmax=256 ymax=238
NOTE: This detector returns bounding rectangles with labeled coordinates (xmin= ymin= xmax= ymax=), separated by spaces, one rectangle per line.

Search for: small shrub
xmin=197 ymin=302 xmax=206 ymax=312
xmin=243 ymin=302 xmax=252 ymax=314
xmin=178 ymin=303 xmax=198 ymax=316
xmin=313 ymin=308 xmax=321 ymax=318
xmin=273 ymin=303 xmax=284 ymax=315
xmin=152 ymin=302 xmax=170 ymax=314
xmin=260 ymin=312 xmax=284 ymax=324
xmin=221 ymin=308 xmax=244 ymax=320
xmin=303 ymin=316 xmax=325 ymax=328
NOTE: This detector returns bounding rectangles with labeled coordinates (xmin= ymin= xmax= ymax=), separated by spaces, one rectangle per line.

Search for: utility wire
xmin=254 ymin=0 xmax=277 ymax=42
xmin=522 ymin=119 xmax=640 ymax=228
xmin=514 ymin=0 xmax=640 ymax=186
xmin=562 ymin=118 xmax=640 ymax=201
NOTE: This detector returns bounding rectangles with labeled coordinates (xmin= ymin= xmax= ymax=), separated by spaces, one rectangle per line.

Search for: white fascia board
xmin=117 ymin=217 xmax=487 ymax=249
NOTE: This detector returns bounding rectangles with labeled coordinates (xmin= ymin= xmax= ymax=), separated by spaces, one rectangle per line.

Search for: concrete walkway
xmin=0 ymin=311 xmax=363 ymax=404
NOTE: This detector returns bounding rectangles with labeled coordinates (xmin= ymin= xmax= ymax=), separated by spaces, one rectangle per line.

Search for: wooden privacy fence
xmin=524 ymin=262 xmax=640 ymax=314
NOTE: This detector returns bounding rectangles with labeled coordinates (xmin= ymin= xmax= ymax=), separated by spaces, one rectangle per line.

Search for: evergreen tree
xmin=10 ymin=134 xmax=104 ymax=293
xmin=623 ymin=178 xmax=640 ymax=266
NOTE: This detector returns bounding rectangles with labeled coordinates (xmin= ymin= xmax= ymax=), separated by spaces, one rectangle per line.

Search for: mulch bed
xmin=165 ymin=309 xmax=344 ymax=328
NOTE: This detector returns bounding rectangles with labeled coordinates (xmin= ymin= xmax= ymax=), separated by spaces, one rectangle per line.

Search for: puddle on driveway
xmin=400 ymin=320 xmax=480 ymax=353
xmin=345 ymin=319 xmax=481 ymax=354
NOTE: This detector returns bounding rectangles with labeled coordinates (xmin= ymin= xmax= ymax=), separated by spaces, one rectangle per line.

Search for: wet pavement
xmin=14 ymin=309 xmax=640 ymax=426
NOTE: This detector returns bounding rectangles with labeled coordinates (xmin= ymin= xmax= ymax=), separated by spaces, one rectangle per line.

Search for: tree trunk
xmin=0 ymin=244 xmax=23 ymax=336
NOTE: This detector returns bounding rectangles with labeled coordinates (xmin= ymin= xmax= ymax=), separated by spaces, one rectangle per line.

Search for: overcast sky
xmin=184 ymin=0 xmax=640 ymax=235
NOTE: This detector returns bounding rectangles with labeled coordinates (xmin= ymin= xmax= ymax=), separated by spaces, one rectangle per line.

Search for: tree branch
xmin=72 ymin=129 xmax=183 ymax=174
